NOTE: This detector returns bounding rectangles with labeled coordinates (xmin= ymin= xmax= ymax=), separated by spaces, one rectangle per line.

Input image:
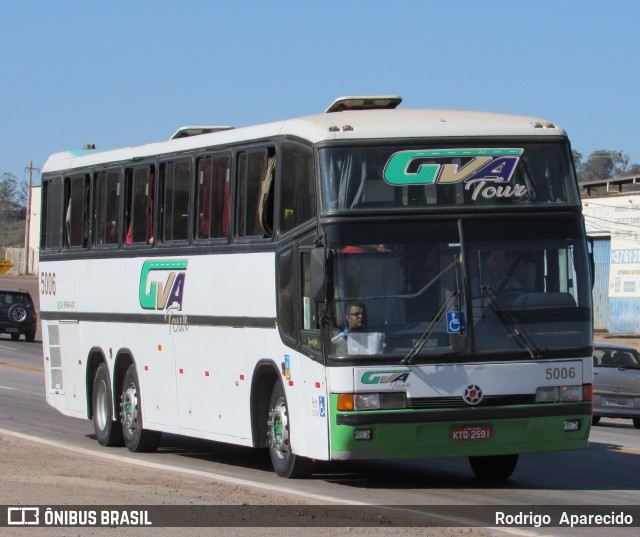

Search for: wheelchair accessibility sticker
xmin=446 ymin=311 xmax=466 ymax=333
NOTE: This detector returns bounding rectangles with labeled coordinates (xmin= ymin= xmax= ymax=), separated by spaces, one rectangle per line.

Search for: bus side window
xmin=280 ymin=144 xmax=314 ymax=234
xmin=124 ymin=166 xmax=154 ymax=246
xmin=63 ymin=174 xmax=89 ymax=248
xmin=301 ymin=251 xmax=319 ymax=330
xmin=237 ymin=147 xmax=274 ymax=239
xmin=300 ymin=249 xmax=321 ymax=355
xmin=41 ymin=176 xmax=64 ymax=251
xmin=196 ymin=154 xmax=230 ymax=240
xmin=276 ymin=246 xmax=295 ymax=342
xmin=94 ymin=170 xmax=121 ymax=246
xmin=161 ymin=160 xmax=191 ymax=242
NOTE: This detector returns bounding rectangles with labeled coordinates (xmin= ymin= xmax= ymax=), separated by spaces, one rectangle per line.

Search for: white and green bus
xmin=40 ymin=96 xmax=593 ymax=479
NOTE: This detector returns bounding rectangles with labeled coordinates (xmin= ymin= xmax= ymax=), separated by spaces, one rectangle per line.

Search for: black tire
xmin=633 ymin=418 xmax=640 ymax=430
xmin=24 ymin=330 xmax=35 ymax=342
xmin=592 ymin=416 xmax=601 ymax=425
xmin=8 ymin=304 xmax=27 ymax=324
xmin=92 ymin=363 xmax=124 ymax=447
xmin=267 ymin=381 xmax=313 ymax=478
xmin=10 ymin=333 xmax=20 ymax=341
xmin=469 ymin=454 xmax=518 ymax=480
xmin=120 ymin=364 xmax=161 ymax=452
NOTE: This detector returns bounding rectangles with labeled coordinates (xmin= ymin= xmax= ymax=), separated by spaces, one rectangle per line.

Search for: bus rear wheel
xmin=468 ymin=454 xmax=518 ymax=480
xmin=120 ymin=364 xmax=161 ymax=452
xmin=92 ymin=363 xmax=124 ymax=447
xmin=267 ymin=381 xmax=313 ymax=478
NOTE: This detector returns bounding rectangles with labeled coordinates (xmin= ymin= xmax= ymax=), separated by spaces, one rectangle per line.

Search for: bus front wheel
xmin=120 ymin=364 xmax=161 ymax=453
xmin=267 ymin=381 xmax=313 ymax=478
xmin=92 ymin=363 xmax=124 ymax=447
xmin=468 ymin=454 xmax=518 ymax=480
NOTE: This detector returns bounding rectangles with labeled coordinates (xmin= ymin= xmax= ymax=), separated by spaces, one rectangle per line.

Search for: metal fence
xmin=1 ymin=247 xmax=39 ymax=275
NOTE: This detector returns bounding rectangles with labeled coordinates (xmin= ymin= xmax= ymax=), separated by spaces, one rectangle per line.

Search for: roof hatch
xmin=170 ymin=126 xmax=234 ymax=140
xmin=325 ymin=95 xmax=402 ymax=113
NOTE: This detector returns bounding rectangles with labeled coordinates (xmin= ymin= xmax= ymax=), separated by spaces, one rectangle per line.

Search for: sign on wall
xmin=609 ymin=238 xmax=640 ymax=298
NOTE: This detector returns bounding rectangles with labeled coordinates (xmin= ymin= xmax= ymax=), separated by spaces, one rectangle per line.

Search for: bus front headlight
xmin=355 ymin=393 xmax=380 ymax=410
xmin=535 ymin=385 xmax=583 ymax=403
xmin=337 ymin=393 xmax=407 ymax=411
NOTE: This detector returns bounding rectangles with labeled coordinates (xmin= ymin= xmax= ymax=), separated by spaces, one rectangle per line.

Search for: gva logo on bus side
xmin=139 ymin=259 xmax=189 ymax=332
xmin=383 ymin=148 xmax=526 ymax=201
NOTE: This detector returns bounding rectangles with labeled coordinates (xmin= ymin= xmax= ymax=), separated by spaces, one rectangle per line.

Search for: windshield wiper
xmin=402 ymin=290 xmax=459 ymax=365
xmin=482 ymin=286 xmax=542 ymax=359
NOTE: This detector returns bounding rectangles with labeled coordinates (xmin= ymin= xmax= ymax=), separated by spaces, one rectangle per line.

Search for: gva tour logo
xmin=383 ymin=148 xmax=526 ymax=201
xmin=139 ymin=259 xmax=189 ymax=333
xmin=361 ymin=369 xmax=411 ymax=389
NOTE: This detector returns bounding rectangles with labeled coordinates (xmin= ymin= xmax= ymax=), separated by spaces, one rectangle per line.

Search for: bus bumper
xmin=330 ymin=398 xmax=592 ymax=460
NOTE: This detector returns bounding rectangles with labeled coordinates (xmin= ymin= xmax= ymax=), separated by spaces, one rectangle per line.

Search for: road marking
xmin=0 ymin=361 xmax=43 ymax=373
xmin=0 ymin=385 xmax=17 ymax=390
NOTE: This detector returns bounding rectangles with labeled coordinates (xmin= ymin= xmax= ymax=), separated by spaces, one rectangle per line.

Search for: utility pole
xmin=23 ymin=162 xmax=39 ymax=275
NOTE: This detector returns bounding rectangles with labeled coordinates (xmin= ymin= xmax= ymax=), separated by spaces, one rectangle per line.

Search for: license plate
xmin=451 ymin=424 xmax=493 ymax=441
xmin=5 ymin=327 xmax=18 ymax=333
xmin=603 ymin=397 xmax=633 ymax=408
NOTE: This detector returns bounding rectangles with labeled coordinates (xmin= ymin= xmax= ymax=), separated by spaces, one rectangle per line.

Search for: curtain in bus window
xmin=322 ymin=151 xmax=370 ymax=211
xmin=238 ymin=150 xmax=269 ymax=237
xmin=258 ymin=155 xmax=276 ymax=237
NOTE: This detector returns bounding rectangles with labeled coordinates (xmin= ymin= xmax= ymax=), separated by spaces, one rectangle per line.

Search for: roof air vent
xmin=170 ymin=126 xmax=234 ymax=140
xmin=325 ymin=96 xmax=402 ymax=113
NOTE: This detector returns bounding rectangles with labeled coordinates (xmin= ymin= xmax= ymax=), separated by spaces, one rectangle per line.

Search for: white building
xmin=582 ymin=175 xmax=640 ymax=333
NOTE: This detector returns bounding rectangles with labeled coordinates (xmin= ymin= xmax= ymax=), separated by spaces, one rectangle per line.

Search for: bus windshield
xmin=325 ymin=218 xmax=591 ymax=360
xmin=319 ymin=141 xmax=579 ymax=212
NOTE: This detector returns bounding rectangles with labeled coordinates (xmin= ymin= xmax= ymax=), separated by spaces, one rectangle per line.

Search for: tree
xmin=576 ymin=150 xmax=630 ymax=183
xmin=0 ymin=172 xmax=26 ymax=246
xmin=572 ymin=150 xmax=584 ymax=172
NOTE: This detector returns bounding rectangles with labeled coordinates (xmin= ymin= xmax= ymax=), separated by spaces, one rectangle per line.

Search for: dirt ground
xmin=0 ymin=433 xmax=497 ymax=537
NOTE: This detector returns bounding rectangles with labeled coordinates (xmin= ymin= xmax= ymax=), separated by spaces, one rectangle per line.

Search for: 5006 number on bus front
xmin=545 ymin=367 xmax=576 ymax=381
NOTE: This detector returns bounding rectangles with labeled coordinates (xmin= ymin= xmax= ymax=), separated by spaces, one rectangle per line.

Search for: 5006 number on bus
xmin=545 ymin=367 xmax=576 ymax=381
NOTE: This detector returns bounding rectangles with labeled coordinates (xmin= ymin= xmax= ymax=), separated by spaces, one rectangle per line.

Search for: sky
xmin=1 ymin=0 xmax=639 ymax=187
